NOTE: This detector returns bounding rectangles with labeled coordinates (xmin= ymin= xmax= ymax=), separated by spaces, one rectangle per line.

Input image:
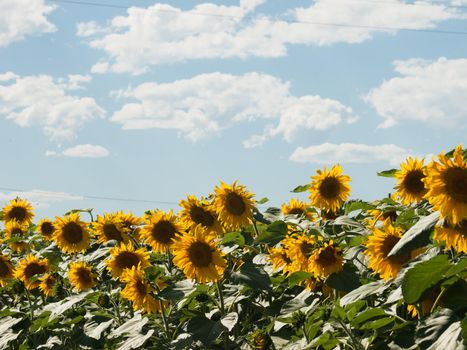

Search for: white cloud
xmin=290 ymin=143 xmax=412 ymax=166
xmin=46 ymin=144 xmax=110 ymax=158
xmin=0 ymin=0 xmax=56 ymax=47
xmin=111 ymin=72 xmax=356 ymax=145
xmin=0 ymin=73 xmax=105 ymax=141
xmin=79 ymin=0 xmax=462 ymax=74
xmin=0 ymin=190 xmax=83 ymax=209
xmin=365 ymin=57 xmax=467 ymax=129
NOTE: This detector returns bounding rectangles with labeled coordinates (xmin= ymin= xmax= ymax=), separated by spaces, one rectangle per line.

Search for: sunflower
xmin=213 ymin=181 xmax=255 ymax=230
xmin=394 ymin=157 xmax=427 ymax=205
xmin=285 ymin=234 xmax=316 ymax=273
xmin=308 ymin=241 xmax=343 ymax=278
xmin=267 ymin=246 xmax=294 ymax=276
xmin=106 ymin=242 xmax=150 ymax=278
xmin=281 ymin=198 xmax=311 ymax=219
xmin=92 ymin=213 xmax=129 ymax=244
xmin=433 ymin=219 xmax=467 ymax=253
xmin=424 ymin=145 xmax=467 ymax=225
xmin=14 ymin=254 xmax=49 ymax=290
xmin=4 ymin=220 xmax=28 ymax=252
xmin=39 ymin=273 xmax=56 ymax=297
xmin=53 ymin=213 xmax=90 ymax=254
xmin=366 ymin=209 xmax=398 ymax=226
xmin=179 ymin=195 xmax=223 ymax=235
xmin=68 ymin=261 xmax=97 ymax=291
xmin=172 ymin=225 xmax=226 ymax=283
xmin=365 ymin=219 xmax=417 ymax=281
xmin=36 ymin=218 xmax=55 ymax=241
xmin=120 ymin=266 xmax=161 ymax=314
xmin=115 ymin=211 xmax=142 ymax=234
xmin=0 ymin=254 xmax=14 ymax=287
xmin=2 ymin=198 xmax=34 ymax=225
xmin=309 ymin=165 xmax=351 ymax=212
xmin=140 ymin=210 xmax=184 ymax=253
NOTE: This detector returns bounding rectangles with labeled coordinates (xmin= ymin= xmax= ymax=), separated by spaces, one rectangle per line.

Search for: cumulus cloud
xmin=0 ymin=0 xmax=56 ymax=47
xmin=290 ymin=143 xmax=412 ymax=166
xmin=78 ymin=0 xmax=462 ymax=74
xmin=111 ymin=72 xmax=356 ymax=145
xmin=46 ymin=144 xmax=110 ymax=158
xmin=0 ymin=73 xmax=105 ymax=141
xmin=365 ymin=57 xmax=467 ymax=129
xmin=0 ymin=190 xmax=83 ymax=209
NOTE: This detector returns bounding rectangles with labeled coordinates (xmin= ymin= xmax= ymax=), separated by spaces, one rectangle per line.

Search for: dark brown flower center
xmin=8 ymin=206 xmax=27 ymax=222
xmin=281 ymin=253 xmax=292 ymax=264
xmin=63 ymin=222 xmax=84 ymax=244
xmin=41 ymin=222 xmax=55 ymax=236
xmin=136 ymin=280 xmax=147 ymax=296
xmin=402 ymin=170 xmax=426 ymax=194
xmin=381 ymin=235 xmax=410 ymax=264
xmin=11 ymin=228 xmax=24 ymax=237
xmin=116 ymin=252 xmax=140 ymax=270
xmin=454 ymin=220 xmax=467 ymax=237
xmin=300 ymin=242 xmax=314 ymax=258
xmin=152 ymin=221 xmax=176 ymax=244
xmin=319 ymin=177 xmax=341 ymax=199
xmin=444 ymin=167 xmax=467 ymax=203
xmin=189 ymin=206 xmax=215 ymax=227
xmin=316 ymin=246 xmax=338 ymax=266
xmin=188 ymin=241 xmax=213 ymax=267
xmin=25 ymin=262 xmax=46 ymax=279
xmin=225 ymin=192 xmax=246 ymax=216
xmin=77 ymin=268 xmax=93 ymax=286
xmin=288 ymin=208 xmax=305 ymax=215
xmin=382 ymin=211 xmax=398 ymax=222
xmin=103 ymin=223 xmax=123 ymax=242
xmin=44 ymin=276 xmax=55 ymax=289
xmin=0 ymin=259 xmax=11 ymax=277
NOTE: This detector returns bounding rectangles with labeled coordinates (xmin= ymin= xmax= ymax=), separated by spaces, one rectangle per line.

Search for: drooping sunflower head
xmin=14 ymin=254 xmax=49 ymax=290
xmin=0 ymin=254 xmax=14 ymax=287
xmin=285 ymin=234 xmax=316 ymax=273
xmin=281 ymin=198 xmax=311 ymax=219
xmin=394 ymin=157 xmax=427 ymax=205
xmin=92 ymin=213 xmax=129 ymax=244
xmin=267 ymin=246 xmax=294 ymax=276
xmin=4 ymin=220 xmax=28 ymax=252
xmin=424 ymin=145 xmax=467 ymax=225
xmin=250 ymin=329 xmax=271 ymax=350
xmin=309 ymin=165 xmax=351 ymax=212
xmin=308 ymin=240 xmax=343 ymax=278
xmin=434 ymin=219 xmax=467 ymax=253
xmin=120 ymin=266 xmax=161 ymax=314
xmin=106 ymin=241 xmax=150 ymax=278
xmin=213 ymin=181 xmax=255 ymax=230
xmin=365 ymin=219 xmax=412 ymax=281
xmin=68 ymin=261 xmax=97 ymax=291
xmin=172 ymin=225 xmax=226 ymax=283
xmin=2 ymin=198 xmax=34 ymax=225
xmin=53 ymin=213 xmax=90 ymax=254
xmin=140 ymin=210 xmax=184 ymax=253
xmin=36 ymin=218 xmax=55 ymax=241
xmin=39 ymin=273 xmax=57 ymax=297
xmin=179 ymin=195 xmax=223 ymax=235
xmin=366 ymin=209 xmax=398 ymax=226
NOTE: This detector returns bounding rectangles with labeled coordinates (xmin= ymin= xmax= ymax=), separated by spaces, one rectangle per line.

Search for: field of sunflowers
xmin=0 ymin=145 xmax=466 ymax=350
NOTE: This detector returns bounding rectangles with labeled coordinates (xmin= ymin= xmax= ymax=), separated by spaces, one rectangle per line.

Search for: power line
xmin=49 ymin=0 xmax=467 ymax=36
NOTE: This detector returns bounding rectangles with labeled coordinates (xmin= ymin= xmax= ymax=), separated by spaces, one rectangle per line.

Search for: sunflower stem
xmin=24 ymin=288 xmax=34 ymax=320
xmin=166 ymin=247 xmax=173 ymax=273
xmin=216 ymin=281 xmax=225 ymax=314
xmin=159 ymin=299 xmax=171 ymax=339
xmin=430 ymin=287 xmax=447 ymax=314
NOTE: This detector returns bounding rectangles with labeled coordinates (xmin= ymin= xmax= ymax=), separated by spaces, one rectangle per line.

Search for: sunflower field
xmin=0 ymin=145 xmax=466 ymax=350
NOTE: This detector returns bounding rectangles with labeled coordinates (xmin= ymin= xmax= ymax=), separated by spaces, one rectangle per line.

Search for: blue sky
xmin=1 ymin=0 xmax=467 ymax=219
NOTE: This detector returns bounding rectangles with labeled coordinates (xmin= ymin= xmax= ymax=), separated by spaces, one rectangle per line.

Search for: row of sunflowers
xmin=0 ymin=145 xmax=466 ymax=349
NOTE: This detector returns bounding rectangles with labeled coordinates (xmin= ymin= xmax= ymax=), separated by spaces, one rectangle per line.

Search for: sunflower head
xmin=308 ymin=240 xmax=343 ymax=278
xmin=394 ymin=157 xmax=427 ymax=205
xmin=366 ymin=209 xmax=398 ymax=226
xmin=0 ymin=254 xmax=14 ymax=287
xmin=213 ymin=181 xmax=255 ymax=231
xmin=4 ymin=220 xmax=29 ymax=252
xmin=93 ymin=213 xmax=129 ymax=244
xmin=179 ymin=195 xmax=223 ymax=235
xmin=434 ymin=219 xmax=467 ymax=253
xmin=106 ymin=241 xmax=150 ymax=278
xmin=2 ymin=198 xmax=34 ymax=225
xmin=250 ymin=330 xmax=271 ymax=350
xmin=424 ymin=145 xmax=467 ymax=225
xmin=68 ymin=261 xmax=97 ymax=291
xmin=281 ymin=198 xmax=311 ymax=219
xmin=36 ymin=218 xmax=55 ymax=240
xmin=14 ymin=254 xmax=49 ymax=290
xmin=53 ymin=213 xmax=90 ymax=254
xmin=309 ymin=165 xmax=351 ymax=212
xmin=172 ymin=225 xmax=226 ymax=283
xmin=285 ymin=234 xmax=316 ymax=273
xmin=268 ymin=247 xmax=294 ymax=276
xmin=39 ymin=273 xmax=57 ymax=297
xmin=140 ymin=210 xmax=184 ymax=253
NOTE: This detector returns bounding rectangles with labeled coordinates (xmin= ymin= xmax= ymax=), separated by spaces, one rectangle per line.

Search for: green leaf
xmin=345 ymin=200 xmax=375 ymax=214
xmin=340 ymin=280 xmax=387 ymax=306
xmin=117 ymin=330 xmax=154 ymax=350
xmin=230 ymin=262 xmax=272 ymax=291
xmin=461 ymin=315 xmax=467 ymax=346
xmin=288 ymin=271 xmax=312 ymax=287
xmin=291 ymin=184 xmax=310 ymax=193
xmin=254 ymin=221 xmax=287 ymax=245
xmin=377 ymin=169 xmax=398 ymax=177
xmin=220 ymin=313 xmax=238 ymax=332
xmin=187 ymin=315 xmax=225 ymax=345
xmin=402 ymin=255 xmax=451 ymax=304
xmin=324 ymin=264 xmax=361 ymax=293
xmin=256 ymin=197 xmax=269 ymax=204
xmin=221 ymin=231 xmax=246 ymax=247
xmin=84 ymin=319 xmax=114 ymax=340
xmin=359 ymin=317 xmax=394 ymax=330
xmin=351 ymin=308 xmax=387 ymax=327
xmin=416 ymin=309 xmax=461 ymax=349
xmin=388 ymin=212 xmax=440 ymax=258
